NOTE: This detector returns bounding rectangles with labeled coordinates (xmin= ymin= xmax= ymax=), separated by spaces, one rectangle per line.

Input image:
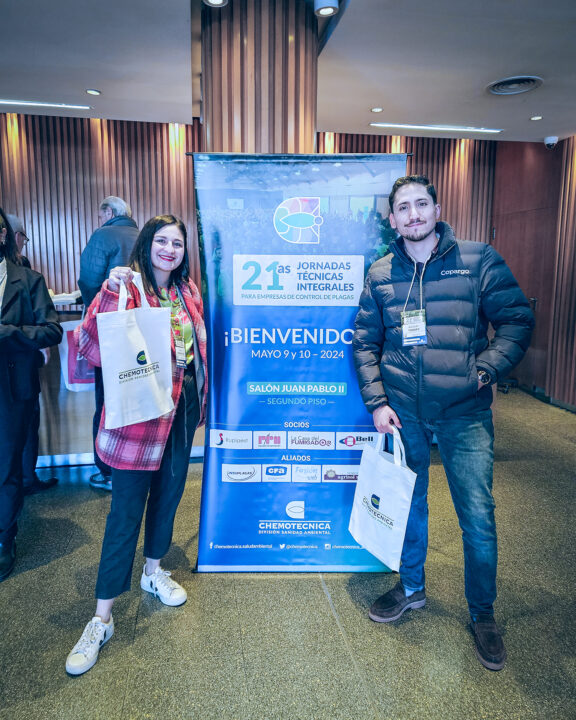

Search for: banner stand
xmin=194 ymin=153 xmax=407 ymax=572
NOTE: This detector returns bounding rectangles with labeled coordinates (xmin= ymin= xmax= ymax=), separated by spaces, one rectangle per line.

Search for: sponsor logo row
xmin=210 ymin=430 xmax=376 ymax=451
xmin=222 ymin=463 xmax=359 ymax=483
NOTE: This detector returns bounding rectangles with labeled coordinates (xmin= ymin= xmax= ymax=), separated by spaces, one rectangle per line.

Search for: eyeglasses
xmin=17 ymin=231 xmax=29 ymax=245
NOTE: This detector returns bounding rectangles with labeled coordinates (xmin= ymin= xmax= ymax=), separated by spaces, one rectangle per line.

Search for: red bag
xmin=58 ymin=320 xmax=95 ymax=391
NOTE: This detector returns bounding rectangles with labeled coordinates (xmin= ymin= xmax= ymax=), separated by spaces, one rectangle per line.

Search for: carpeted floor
xmin=1 ymin=388 xmax=574 ymax=720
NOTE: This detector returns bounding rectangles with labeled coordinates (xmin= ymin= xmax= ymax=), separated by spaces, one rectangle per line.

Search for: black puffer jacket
xmin=353 ymin=222 xmax=534 ymax=420
xmin=78 ymin=216 xmax=139 ymax=306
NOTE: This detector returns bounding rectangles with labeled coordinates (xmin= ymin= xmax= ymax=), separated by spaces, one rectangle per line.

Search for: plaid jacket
xmin=75 ymin=278 xmax=208 ymax=471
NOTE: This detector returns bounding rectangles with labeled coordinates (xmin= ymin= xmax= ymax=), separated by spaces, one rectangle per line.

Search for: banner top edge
xmin=189 ymin=152 xmax=408 ymax=162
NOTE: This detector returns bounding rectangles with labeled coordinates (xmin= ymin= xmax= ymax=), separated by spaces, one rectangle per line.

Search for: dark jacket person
xmin=78 ymin=196 xmax=139 ymax=306
xmin=0 ymin=209 xmax=62 ymax=581
xmin=78 ymin=196 xmax=139 ymax=491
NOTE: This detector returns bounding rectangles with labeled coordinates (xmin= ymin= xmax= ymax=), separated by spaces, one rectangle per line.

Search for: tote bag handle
xmin=375 ymin=426 xmax=408 ymax=468
xmin=118 ymin=272 xmax=150 ymax=311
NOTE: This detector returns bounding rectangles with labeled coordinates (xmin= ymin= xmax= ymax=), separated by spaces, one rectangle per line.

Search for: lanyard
xmin=400 ymin=254 xmax=431 ymax=347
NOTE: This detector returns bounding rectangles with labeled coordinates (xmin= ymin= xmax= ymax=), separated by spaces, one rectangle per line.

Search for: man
xmin=78 ymin=197 xmax=138 ymax=491
xmin=6 ymin=213 xmax=58 ymax=495
xmin=353 ymin=175 xmax=534 ymax=671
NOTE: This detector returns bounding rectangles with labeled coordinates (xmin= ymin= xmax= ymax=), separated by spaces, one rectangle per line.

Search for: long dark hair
xmin=0 ymin=207 xmax=22 ymax=264
xmin=128 ymin=215 xmax=190 ymax=297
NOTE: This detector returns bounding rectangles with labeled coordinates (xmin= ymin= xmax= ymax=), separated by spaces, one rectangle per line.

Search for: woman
xmin=0 ymin=208 xmax=62 ymax=581
xmin=66 ymin=215 xmax=207 ymax=676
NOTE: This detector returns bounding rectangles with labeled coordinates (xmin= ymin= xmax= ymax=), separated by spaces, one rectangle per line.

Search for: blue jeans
xmin=397 ymin=409 xmax=497 ymax=617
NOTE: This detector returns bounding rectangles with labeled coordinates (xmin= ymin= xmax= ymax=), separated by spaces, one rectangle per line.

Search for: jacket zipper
xmin=405 ymin=246 xmax=454 ymax=417
xmin=415 ymin=257 xmax=427 ymax=418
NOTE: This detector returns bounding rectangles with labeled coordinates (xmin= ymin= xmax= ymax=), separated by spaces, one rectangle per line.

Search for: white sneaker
xmin=66 ymin=615 xmax=114 ymax=676
xmin=140 ymin=566 xmax=187 ymax=606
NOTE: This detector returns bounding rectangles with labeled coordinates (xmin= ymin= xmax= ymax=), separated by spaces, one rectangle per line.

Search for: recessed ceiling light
xmin=371 ymin=107 xmax=384 ymax=113
xmin=202 ymin=0 xmax=228 ymax=6
xmin=0 ymin=99 xmax=91 ymax=110
xmin=370 ymin=122 xmax=502 ymax=134
xmin=86 ymin=89 xmax=101 ymax=96
xmin=530 ymin=115 xmax=543 ymax=121
xmin=314 ymin=0 xmax=339 ymax=16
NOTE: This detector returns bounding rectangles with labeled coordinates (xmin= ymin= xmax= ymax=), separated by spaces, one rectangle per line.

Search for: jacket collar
xmin=102 ymin=215 xmax=138 ymax=229
xmin=390 ymin=221 xmax=457 ymax=263
xmin=0 ymin=259 xmax=25 ymax=318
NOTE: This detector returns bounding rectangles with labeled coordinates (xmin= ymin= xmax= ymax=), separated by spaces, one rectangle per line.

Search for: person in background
xmin=0 ymin=209 xmax=62 ymax=582
xmin=353 ymin=175 xmax=534 ymax=671
xmin=78 ymin=196 xmax=139 ymax=492
xmin=66 ymin=215 xmax=207 ymax=676
xmin=6 ymin=213 xmax=58 ymax=495
xmin=6 ymin=212 xmax=31 ymax=266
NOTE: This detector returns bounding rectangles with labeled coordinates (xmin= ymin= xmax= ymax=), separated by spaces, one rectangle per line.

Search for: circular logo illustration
xmin=273 ymin=197 xmax=323 ymax=244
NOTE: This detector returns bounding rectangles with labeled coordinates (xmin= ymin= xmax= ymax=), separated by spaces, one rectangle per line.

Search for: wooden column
xmin=201 ymin=0 xmax=318 ymax=153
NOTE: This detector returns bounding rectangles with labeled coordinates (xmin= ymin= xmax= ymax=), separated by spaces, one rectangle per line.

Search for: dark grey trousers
xmin=95 ymin=370 xmax=200 ymax=599
xmin=0 ymin=399 xmax=34 ymax=544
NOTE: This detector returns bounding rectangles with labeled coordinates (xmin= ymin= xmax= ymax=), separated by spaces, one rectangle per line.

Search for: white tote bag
xmin=97 ymin=273 xmax=174 ymax=429
xmin=348 ymin=427 xmax=417 ymax=571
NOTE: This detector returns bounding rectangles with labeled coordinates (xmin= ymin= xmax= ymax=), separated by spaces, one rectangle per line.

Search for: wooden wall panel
xmin=405 ymin=136 xmax=496 ymax=244
xmin=546 ymin=137 xmax=576 ymax=407
xmin=316 ymin=132 xmax=496 ymax=244
xmin=0 ymin=114 xmax=203 ymax=293
xmin=491 ymin=141 xmax=562 ymax=393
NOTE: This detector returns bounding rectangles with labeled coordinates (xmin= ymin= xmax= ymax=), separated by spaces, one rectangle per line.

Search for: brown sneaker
xmin=368 ymin=581 xmax=426 ymax=623
xmin=470 ymin=615 xmax=507 ymax=670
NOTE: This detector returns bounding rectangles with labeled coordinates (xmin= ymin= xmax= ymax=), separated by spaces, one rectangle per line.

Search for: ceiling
xmin=2 ymin=0 xmax=575 ymax=144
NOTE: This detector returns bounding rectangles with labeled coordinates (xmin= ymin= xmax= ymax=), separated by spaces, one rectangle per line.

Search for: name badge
xmin=401 ymin=309 xmax=427 ymax=346
xmin=172 ymin=316 xmax=188 ymax=368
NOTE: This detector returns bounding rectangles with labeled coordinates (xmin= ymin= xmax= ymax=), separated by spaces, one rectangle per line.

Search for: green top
xmin=159 ymin=285 xmax=194 ymax=366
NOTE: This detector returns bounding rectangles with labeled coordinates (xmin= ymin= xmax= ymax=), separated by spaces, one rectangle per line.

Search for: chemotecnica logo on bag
xmin=363 ymin=495 xmax=394 ymax=529
xmin=117 ymin=350 xmax=160 ymax=384
xmin=273 ymin=197 xmax=323 ymax=244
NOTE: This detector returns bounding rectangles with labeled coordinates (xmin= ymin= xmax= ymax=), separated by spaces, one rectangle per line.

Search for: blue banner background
xmin=195 ymin=153 xmax=406 ymax=571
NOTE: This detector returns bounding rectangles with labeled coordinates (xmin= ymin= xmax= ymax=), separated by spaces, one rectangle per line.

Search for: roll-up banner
xmin=194 ymin=153 xmax=407 ymax=571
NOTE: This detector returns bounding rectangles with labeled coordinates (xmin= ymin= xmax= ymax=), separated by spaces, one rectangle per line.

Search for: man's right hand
xmin=372 ymin=404 xmax=402 ymax=433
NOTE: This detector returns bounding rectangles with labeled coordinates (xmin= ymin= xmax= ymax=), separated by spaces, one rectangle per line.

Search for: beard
xmin=400 ymin=225 xmax=436 ymax=243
